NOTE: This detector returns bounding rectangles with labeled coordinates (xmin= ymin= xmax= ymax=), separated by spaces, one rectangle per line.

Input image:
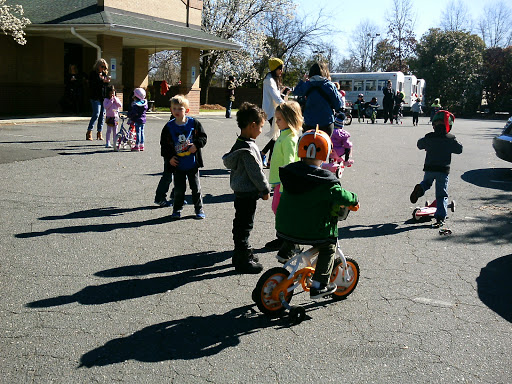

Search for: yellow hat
xmin=268 ymin=58 xmax=284 ymax=72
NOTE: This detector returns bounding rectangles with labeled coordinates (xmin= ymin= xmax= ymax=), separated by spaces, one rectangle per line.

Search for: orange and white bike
xmin=252 ymin=206 xmax=360 ymax=324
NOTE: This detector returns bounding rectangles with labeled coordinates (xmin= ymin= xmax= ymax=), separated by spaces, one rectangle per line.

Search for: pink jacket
xmin=103 ymin=96 xmax=122 ymax=118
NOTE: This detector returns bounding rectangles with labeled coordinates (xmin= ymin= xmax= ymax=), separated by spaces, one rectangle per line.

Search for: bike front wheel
xmin=331 ymin=257 xmax=359 ymax=300
xmin=254 ymin=267 xmax=293 ymax=316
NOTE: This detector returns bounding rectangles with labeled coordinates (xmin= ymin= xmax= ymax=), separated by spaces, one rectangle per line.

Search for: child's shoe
xmin=195 ymin=209 xmax=206 ymax=220
xmin=105 ymin=142 xmax=112 ymax=148
xmin=139 ymin=145 xmax=144 ymax=151
xmin=343 ymin=159 xmax=354 ymax=167
xmin=409 ymin=184 xmax=424 ymax=204
xmin=264 ymin=237 xmax=283 ymax=250
xmin=432 ymin=219 xmax=445 ymax=228
xmin=154 ymin=198 xmax=170 ymax=207
xmin=310 ymin=282 xmax=337 ymax=300
xmin=170 ymin=210 xmax=181 ymax=219
xmin=131 ymin=146 xmax=140 ymax=152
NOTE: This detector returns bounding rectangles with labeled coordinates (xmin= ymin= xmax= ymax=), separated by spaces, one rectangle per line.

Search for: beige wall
xmin=101 ymin=0 xmax=202 ymax=27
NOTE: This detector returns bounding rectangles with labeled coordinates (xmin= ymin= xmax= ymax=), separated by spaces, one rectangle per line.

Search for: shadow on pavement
xmin=40 ymin=206 xmax=156 ymax=220
xmin=26 ymin=251 xmax=233 ymax=308
xmin=340 ymin=221 xmax=431 ymax=239
xmin=461 ymin=168 xmax=512 ymax=191
xmin=476 ymin=254 xmax=512 ymax=322
xmin=79 ymin=304 xmax=284 ymax=367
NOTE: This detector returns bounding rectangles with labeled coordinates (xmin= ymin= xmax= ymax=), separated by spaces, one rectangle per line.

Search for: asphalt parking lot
xmin=0 ymin=113 xmax=511 ymax=383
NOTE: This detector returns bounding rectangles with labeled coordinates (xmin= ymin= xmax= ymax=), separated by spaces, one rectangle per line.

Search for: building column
xmin=179 ymin=47 xmax=201 ymax=115
xmin=98 ymin=35 xmax=124 ymax=105
xmin=122 ymin=48 xmax=149 ymax=110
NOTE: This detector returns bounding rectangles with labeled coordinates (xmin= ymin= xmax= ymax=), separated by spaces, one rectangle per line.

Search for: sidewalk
xmin=0 ymin=111 xmax=225 ymax=126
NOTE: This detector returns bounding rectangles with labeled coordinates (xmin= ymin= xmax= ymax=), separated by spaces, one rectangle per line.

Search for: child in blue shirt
xmin=159 ymin=95 xmax=207 ymax=219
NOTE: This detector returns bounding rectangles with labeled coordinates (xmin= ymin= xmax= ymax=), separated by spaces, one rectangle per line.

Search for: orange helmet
xmin=298 ymin=128 xmax=332 ymax=162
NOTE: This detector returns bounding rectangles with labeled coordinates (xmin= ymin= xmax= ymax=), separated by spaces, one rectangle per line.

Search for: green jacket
xmin=276 ymin=161 xmax=358 ymax=244
xmin=268 ymin=128 xmax=300 ymax=185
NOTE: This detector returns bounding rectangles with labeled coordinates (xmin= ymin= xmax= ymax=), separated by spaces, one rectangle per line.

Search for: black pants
xmin=155 ymin=160 xmax=174 ymax=201
xmin=173 ymin=167 xmax=203 ymax=213
xmin=383 ymin=104 xmax=393 ymax=123
xmin=412 ymin=112 xmax=419 ymax=125
xmin=232 ymin=192 xmax=258 ymax=251
xmin=262 ymin=118 xmax=275 ymax=162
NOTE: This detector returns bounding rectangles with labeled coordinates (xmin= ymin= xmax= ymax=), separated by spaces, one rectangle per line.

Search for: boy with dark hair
xmin=222 ymin=102 xmax=271 ymax=274
xmin=276 ymin=129 xmax=359 ymax=299
xmin=410 ymin=110 xmax=463 ymax=228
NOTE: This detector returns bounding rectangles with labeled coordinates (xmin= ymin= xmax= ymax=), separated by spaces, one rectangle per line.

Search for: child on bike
xmin=102 ymin=85 xmax=122 ymax=149
xmin=331 ymin=113 xmax=353 ymax=166
xmin=410 ymin=110 xmax=463 ymax=228
xmin=430 ymin=98 xmax=442 ymax=122
xmin=393 ymin=90 xmax=404 ymax=124
xmin=127 ymin=88 xmax=148 ymax=151
xmin=159 ymin=94 xmax=207 ymax=219
xmin=275 ymin=129 xmax=359 ymax=299
xmin=353 ymin=93 xmax=365 ymax=123
xmin=223 ymin=102 xmax=271 ymax=274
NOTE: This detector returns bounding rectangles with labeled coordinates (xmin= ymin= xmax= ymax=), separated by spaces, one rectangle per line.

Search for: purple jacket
xmin=103 ymin=96 xmax=122 ymax=118
xmin=331 ymin=127 xmax=352 ymax=152
xmin=127 ymin=99 xmax=148 ymax=124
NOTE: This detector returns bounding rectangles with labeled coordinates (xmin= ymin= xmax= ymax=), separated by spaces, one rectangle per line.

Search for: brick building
xmin=0 ymin=0 xmax=238 ymax=116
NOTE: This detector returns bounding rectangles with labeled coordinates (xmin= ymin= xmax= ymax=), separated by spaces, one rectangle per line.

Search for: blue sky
xmin=294 ymin=0 xmax=487 ymax=58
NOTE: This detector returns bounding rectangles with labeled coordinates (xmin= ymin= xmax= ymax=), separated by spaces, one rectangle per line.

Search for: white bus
xmin=403 ymin=74 xmax=417 ymax=111
xmin=417 ymin=78 xmax=426 ymax=106
xmin=330 ymin=71 xmax=405 ymax=110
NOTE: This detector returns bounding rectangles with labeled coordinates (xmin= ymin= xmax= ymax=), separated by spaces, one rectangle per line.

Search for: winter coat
xmin=382 ymin=86 xmax=395 ymax=107
xmin=293 ymin=76 xmax=343 ymax=127
xmin=262 ymin=73 xmax=284 ymax=121
xmin=331 ymin=128 xmax=352 ymax=156
xmin=103 ymin=96 xmax=122 ymax=118
xmin=127 ymin=99 xmax=148 ymax=125
xmin=222 ymin=136 xmax=270 ymax=196
xmin=276 ymin=161 xmax=358 ymax=244
xmin=417 ymin=128 xmax=463 ymax=174
xmin=88 ymin=70 xmax=108 ymax=101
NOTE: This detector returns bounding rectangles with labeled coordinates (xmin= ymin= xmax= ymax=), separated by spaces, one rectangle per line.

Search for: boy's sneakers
xmin=154 ymin=198 xmax=171 ymax=207
xmin=131 ymin=146 xmax=140 ymax=152
xmin=170 ymin=211 xmax=181 ymax=220
xmin=410 ymin=184 xmax=424 ymax=204
xmin=139 ymin=145 xmax=144 ymax=151
xmin=310 ymin=282 xmax=337 ymax=300
xmin=195 ymin=209 xmax=206 ymax=220
xmin=432 ymin=219 xmax=445 ymax=228
xmin=264 ymin=238 xmax=283 ymax=250
xmin=261 ymin=152 xmax=268 ymax=168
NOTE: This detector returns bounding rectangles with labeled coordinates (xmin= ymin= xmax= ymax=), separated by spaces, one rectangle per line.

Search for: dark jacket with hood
xmin=417 ymin=126 xmax=463 ymax=174
xmin=276 ymin=161 xmax=358 ymax=244
xmin=160 ymin=117 xmax=207 ymax=169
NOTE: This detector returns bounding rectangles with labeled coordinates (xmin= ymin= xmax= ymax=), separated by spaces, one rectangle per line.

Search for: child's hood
xmin=222 ymin=138 xmax=258 ymax=170
xmin=309 ymin=75 xmax=329 ymax=85
xmin=279 ymin=161 xmax=339 ymax=195
xmin=134 ymin=99 xmax=148 ymax=107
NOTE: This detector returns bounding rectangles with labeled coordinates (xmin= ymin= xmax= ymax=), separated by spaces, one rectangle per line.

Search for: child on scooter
xmin=410 ymin=110 xmax=463 ymax=228
xmin=330 ymin=113 xmax=353 ymax=166
xmin=275 ymin=129 xmax=359 ymax=299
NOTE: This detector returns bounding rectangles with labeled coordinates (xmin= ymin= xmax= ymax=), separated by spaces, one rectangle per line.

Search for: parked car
xmin=493 ymin=117 xmax=512 ymax=163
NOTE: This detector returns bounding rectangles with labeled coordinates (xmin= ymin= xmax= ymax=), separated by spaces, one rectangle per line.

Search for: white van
xmin=403 ymin=75 xmax=418 ymax=111
xmin=417 ymin=78 xmax=426 ymax=107
xmin=330 ymin=71 xmax=405 ymax=110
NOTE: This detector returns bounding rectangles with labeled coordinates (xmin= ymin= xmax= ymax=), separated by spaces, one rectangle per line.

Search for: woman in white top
xmin=261 ymin=58 xmax=288 ymax=168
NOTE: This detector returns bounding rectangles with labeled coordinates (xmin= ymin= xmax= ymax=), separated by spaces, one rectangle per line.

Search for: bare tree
xmin=149 ymin=50 xmax=181 ymax=85
xmin=349 ymin=20 xmax=380 ymax=72
xmin=0 ymin=0 xmax=30 ymax=45
xmin=440 ymin=0 xmax=472 ymax=32
xmin=386 ymin=0 xmax=416 ymax=72
xmin=477 ymin=1 xmax=512 ymax=48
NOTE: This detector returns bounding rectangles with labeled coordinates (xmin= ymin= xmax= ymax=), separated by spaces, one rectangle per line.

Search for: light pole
xmin=367 ymin=33 xmax=380 ymax=71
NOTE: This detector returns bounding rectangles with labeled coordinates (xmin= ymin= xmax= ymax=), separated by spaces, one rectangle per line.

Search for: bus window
xmin=339 ymin=80 xmax=352 ymax=91
xmin=353 ymin=80 xmax=363 ymax=91
xmin=365 ymin=80 xmax=376 ymax=91
xmin=377 ymin=80 xmax=387 ymax=91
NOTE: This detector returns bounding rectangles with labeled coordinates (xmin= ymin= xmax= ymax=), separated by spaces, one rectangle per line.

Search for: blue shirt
xmin=168 ymin=117 xmax=197 ymax=170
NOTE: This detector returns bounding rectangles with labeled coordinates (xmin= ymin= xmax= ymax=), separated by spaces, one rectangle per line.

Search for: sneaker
xmin=154 ymin=198 xmax=170 ymax=207
xmin=139 ymin=145 xmax=144 ymax=151
xmin=432 ymin=219 xmax=445 ymax=228
xmin=410 ymin=184 xmax=424 ymax=204
xmin=264 ymin=238 xmax=283 ymax=250
xmin=170 ymin=211 xmax=181 ymax=219
xmin=276 ymin=252 xmax=293 ymax=264
xmin=261 ymin=152 xmax=268 ymax=167
xmin=195 ymin=209 xmax=206 ymax=220
xmin=105 ymin=143 xmax=113 ymax=148
xmin=310 ymin=282 xmax=337 ymax=300
xmin=131 ymin=146 xmax=140 ymax=152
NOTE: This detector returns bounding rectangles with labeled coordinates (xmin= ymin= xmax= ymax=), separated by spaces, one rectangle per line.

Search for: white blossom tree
xmin=0 ymin=1 xmax=30 ymax=45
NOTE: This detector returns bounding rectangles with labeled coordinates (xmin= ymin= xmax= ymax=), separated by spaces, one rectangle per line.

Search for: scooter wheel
xmin=449 ymin=200 xmax=456 ymax=212
xmin=413 ymin=208 xmax=421 ymax=221
xmin=289 ymin=306 xmax=306 ymax=324
xmin=425 ymin=200 xmax=430 ymax=207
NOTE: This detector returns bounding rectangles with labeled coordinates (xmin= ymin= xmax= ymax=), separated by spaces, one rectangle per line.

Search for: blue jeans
xmin=134 ymin=122 xmax=144 ymax=146
xmin=88 ymin=99 xmax=105 ymax=132
xmin=420 ymin=171 xmax=449 ymax=220
xmin=225 ymin=100 xmax=233 ymax=118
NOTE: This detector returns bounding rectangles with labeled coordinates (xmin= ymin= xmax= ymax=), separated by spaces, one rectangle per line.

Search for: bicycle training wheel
xmin=114 ymin=133 xmax=123 ymax=151
xmin=331 ymin=257 xmax=359 ymax=301
xmin=254 ymin=267 xmax=293 ymax=316
xmin=344 ymin=114 xmax=352 ymax=126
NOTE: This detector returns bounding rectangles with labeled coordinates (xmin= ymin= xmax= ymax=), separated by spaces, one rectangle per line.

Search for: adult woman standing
xmin=382 ymin=79 xmax=395 ymax=124
xmin=261 ymin=58 xmax=288 ymax=167
xmin=293 ymin=62 xmax=342 ymax=136
xmin=86 ymin=58 xmax=110 ymax=140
